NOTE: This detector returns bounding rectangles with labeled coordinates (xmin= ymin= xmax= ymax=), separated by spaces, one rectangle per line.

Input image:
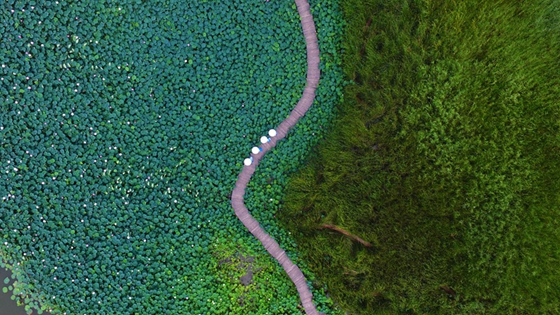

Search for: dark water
xmin=0 ymin=266 xmax=51 ymax=315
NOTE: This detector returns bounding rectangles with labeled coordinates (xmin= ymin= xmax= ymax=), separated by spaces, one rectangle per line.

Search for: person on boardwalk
xmin=231 ymin=0 xmax=324 ymax=314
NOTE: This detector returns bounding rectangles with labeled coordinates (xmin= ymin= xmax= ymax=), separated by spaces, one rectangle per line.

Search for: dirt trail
xmin=230 ymin=0 xmax=322 ymax=314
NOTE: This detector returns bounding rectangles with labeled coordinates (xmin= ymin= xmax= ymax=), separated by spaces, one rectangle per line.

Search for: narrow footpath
xmin=230 ymin=0 xmax=322 ymax=314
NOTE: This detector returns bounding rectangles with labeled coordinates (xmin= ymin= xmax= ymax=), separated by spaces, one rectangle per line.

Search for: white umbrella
xmin=268 ymin=129 xmax=277 ymax=137
xmin=260 ymin=136 xmax=269 ymax=144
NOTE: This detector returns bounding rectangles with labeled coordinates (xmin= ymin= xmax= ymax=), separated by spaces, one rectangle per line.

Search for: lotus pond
xmin=0 ymin=0 xmax=345 ymax=314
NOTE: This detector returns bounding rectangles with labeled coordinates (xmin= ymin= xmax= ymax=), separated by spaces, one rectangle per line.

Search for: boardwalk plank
xmin=230 ymin=0 xmax=323 ymax=313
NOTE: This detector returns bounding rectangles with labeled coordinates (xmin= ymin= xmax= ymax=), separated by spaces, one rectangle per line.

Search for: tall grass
xmin=278 ymin=0 xmax=560 ymax=313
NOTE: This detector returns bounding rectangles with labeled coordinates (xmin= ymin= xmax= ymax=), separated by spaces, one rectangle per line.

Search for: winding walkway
xmin=230 ymin=0 xmax=322 ymax=314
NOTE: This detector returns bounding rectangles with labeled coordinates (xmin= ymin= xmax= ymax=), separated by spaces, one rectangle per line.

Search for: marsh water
xmin=0 ymin=266 xmax=51 ymax=315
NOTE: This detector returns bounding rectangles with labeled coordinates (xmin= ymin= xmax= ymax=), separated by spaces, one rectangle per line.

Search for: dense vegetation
xmin=279 ymin=0 xmax=560 ymax=314
xmin=0 ymin=0 xmax=345 ymax=314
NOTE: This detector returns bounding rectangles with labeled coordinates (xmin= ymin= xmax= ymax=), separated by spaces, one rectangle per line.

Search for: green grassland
xmin=278 ymin=0 xmax=560 ymax=314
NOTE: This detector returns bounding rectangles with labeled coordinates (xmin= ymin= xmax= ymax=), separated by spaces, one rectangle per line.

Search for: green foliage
xmin=0 ymin=0 xmax=345 ymax=314
xmin=279 ymin=0 xmax=560 ymax=314
xmin=210 ymin=237 xmax=297 ymax=314
xmin=209 ymin=237 xmax=343 ymax=315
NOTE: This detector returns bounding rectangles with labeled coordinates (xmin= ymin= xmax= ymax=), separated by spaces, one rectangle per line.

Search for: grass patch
xmin=278 ymin=0 xmax=560 ymax=314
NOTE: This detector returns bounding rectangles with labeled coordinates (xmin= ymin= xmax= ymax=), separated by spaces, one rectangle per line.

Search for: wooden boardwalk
xmin=230 ymin=0 xmax=323 ymax=314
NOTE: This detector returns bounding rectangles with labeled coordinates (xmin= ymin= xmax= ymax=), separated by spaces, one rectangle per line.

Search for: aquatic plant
xmin=0 ymin=0 xmax=345 ymax=314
